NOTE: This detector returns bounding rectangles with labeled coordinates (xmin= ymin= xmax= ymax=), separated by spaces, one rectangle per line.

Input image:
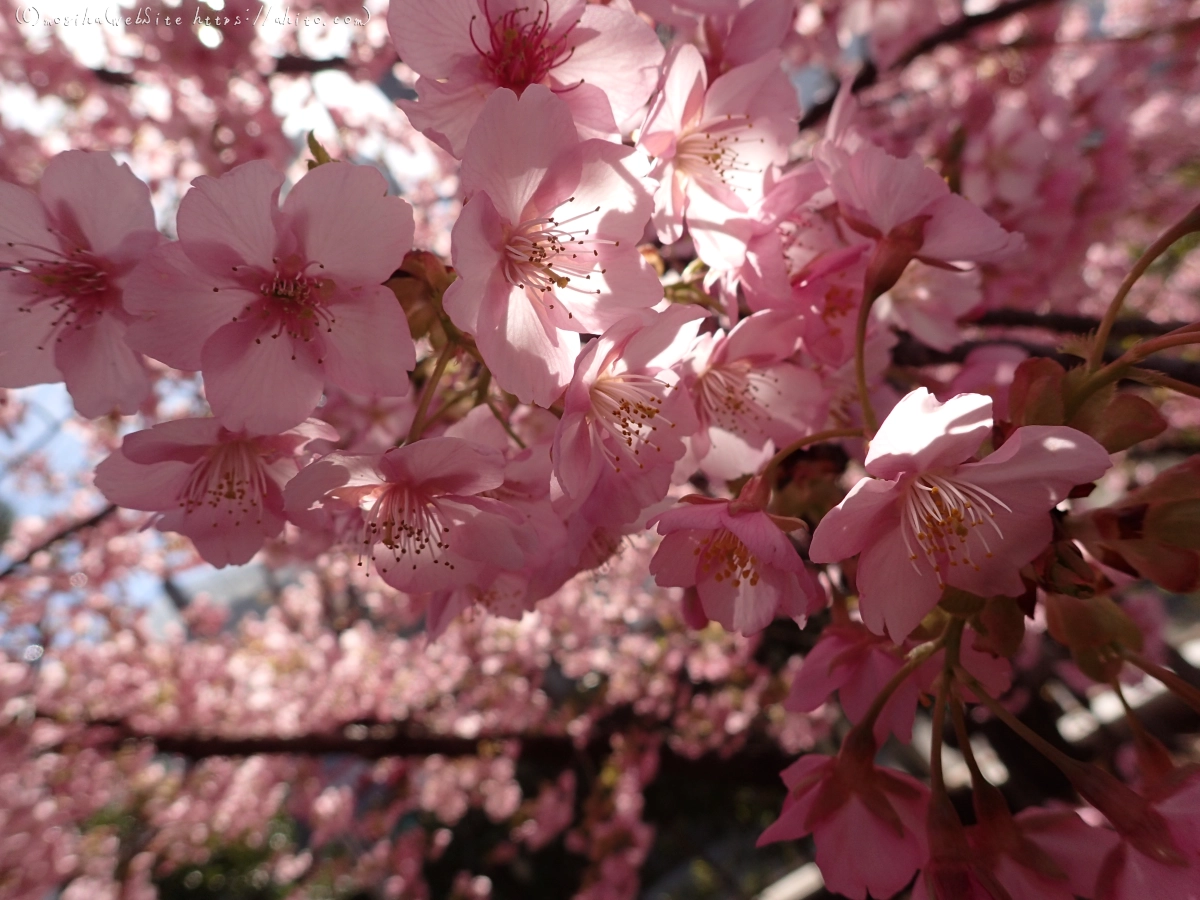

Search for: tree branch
xmin=0 ymin=504 xmax=118 ymax=581
xmin=799 ymin=0 xmax=1065 ymax=131
xmin=47 ymin=716 xmax=794 ymax=784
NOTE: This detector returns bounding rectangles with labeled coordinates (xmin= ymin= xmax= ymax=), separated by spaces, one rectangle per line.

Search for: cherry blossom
xmin=0 ymin=151 xmax=163 ymax=417
xmin=126 ymin=161 xmax=416 ymax=434
xmin=758 ymin=734 xmax=931 ymax=900
xmin=648 ymin=475 xmax=823 ymax=635
xmin=809 ymin=388 xmax=1112 ymax=640
xmin=94 ymin=417 xmax=335 ymax=567
xmin=552 ymin=306 xmax=704 ymax=513
xmin=443 ymin=85 xmax=662 ymax=406
xmin=389 ymin=0 xmax=665 ymax=156
xmin=284 ymin=437 xmax=527 ymax=593
xmin=638 ymin=43 xmax=800 ymax=267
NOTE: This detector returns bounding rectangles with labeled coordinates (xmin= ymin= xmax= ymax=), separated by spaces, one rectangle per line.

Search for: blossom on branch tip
xmin=126 ymin=160 xmax=416 ymax=434
xmin=809 ymin=388 xmax=1111 ymax=641
xmin=95 ymin=417 xmax=336 ymax=567
xmin=444 ymin=86 xmax=663 ymax=407
xmin=0 ymin=150 xmax=163 ymax=417
xmin=389 ymin=0 xmax=664 ymax=156
xmin=648 ymin=474 xmax=823 ymax=635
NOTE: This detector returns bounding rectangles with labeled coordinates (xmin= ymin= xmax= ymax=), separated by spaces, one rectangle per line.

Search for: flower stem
xmin=406 ymin=342 xmax=455 ymax=444
xmin=856 ymin=632 xmax=947 ymax=734
xmin=1086 ymin=201 xmax=1200 ymax=373
xmin=954 ymin=666 xmax=1080 ymax=774
xmin=1121 ymin=648 xmax=1200 ymax=717
xmin=855 ymin=292 xmax=880 ymax=436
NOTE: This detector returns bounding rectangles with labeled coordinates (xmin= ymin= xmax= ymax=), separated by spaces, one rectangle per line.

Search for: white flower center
xmin=358 ymin=486 xmax=454 ymax=577
xmin=695 ymin=360 xmax=777 ymax=438
xmin=674 ymin=115 xmax=761 ymax=187
xmin=900 ymin=473 xmax=1011 ymax=587
xmin=504 ymin=204 xmax=617 ymax=309
xmin=589 ymin=372 xmax=675 ymax=473
xmin=178 ymin=442 xmax=270 ymax=526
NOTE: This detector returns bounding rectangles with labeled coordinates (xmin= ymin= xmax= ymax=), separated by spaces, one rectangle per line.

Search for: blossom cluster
xmin=4 ymin=0 xmax=1200 ymax=897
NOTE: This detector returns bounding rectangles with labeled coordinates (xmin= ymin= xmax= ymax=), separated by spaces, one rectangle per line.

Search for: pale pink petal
xmin=857 ymin=528 xmax=943 ymax=640
xmin=38 ymin=151 xmax=157 ymax=260
xmin=725 ymin=510 xmax=805 ymax=573
xmin=865 ymin=388 xmax=993 ymax=480
xmin=551 ymin=410 xmax=605 ymax=500
xmin=0 ymin=182 xmax=51 ymax=266
xmin=724 ymin=0 xmax=797 ymax=66
xmin=55 ymin=313 xmax=149 ymax=417
xmin=808 ymin=477 xmax=901 ymax=563
xmin=320 ymin=286 xmax=415 ymax=397
xmin=378 ymin=438 xmax=506 ymax=496
xmin=959 ymin=426 xmax=1111 ymax=515
xmin=177 ymin=161 xmax=283 ymax=272
xmin=824 ymin=143 xmax=946 ymax=236
xmin=202 ymin=319 xmax=324 ymax=434
xmin=444 ymin=192 xmax=507 ymax=333
xmin=649 ymin=530 xmax=703 ymax=587
xmin=920 ymin=192 xmax=1025 ymax=264
xmin=0 ymin=282 xmax=62 ymax=386
xmin=460 ymin=86 xmax=580 ymax=223
xmin=553 ymin=3 xmax=664 ymax=125
xmin=387 ymin=0 xmax=476 ymax=75
xmin=124 ymin=243 xmax=250 ymax=370
xmin=814 ymin=796 xmax=925 ymax=900
xmin=282 ymin=163 xmax=414 ymax=285
xmin=398 ymin=78 xmax=492 ymax=158
xmin=475 ymin=280 xmax=577 ymax=407
xmin=94 ymin=451 xmax=192 ymax=510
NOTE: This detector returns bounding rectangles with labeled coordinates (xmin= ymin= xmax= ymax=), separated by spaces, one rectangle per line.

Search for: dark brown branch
xmin=51 ymin=717 xmax=793 ymax=784
xmin=0 ymin=504 xmax=117 ymax=581
xmin=973 ymin=309 xmax=1187 ymax=337
xmin=799 ymin=0 xmax=1064 ymax=131
xmin=893 ymin=334 xmax=1200 ymax=387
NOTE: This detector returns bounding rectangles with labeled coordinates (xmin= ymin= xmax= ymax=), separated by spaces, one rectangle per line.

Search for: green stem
xmin=1069 ymin=330 xmax=1200 ymax=417
xmin=406 ymin=343 xmax=455 ymax=444
xmin=955 ymin=666 xmax=1080 ymax=773
xmin=855 ymin=292 xmax=881 ymax=436
xmin=1086 ymin=201 xmax=1200 ymax=373
xmin=1121 ymin=649 xmax=1200 ymax=717
xmin=855 ymin=633 xmax=947 ymax=733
